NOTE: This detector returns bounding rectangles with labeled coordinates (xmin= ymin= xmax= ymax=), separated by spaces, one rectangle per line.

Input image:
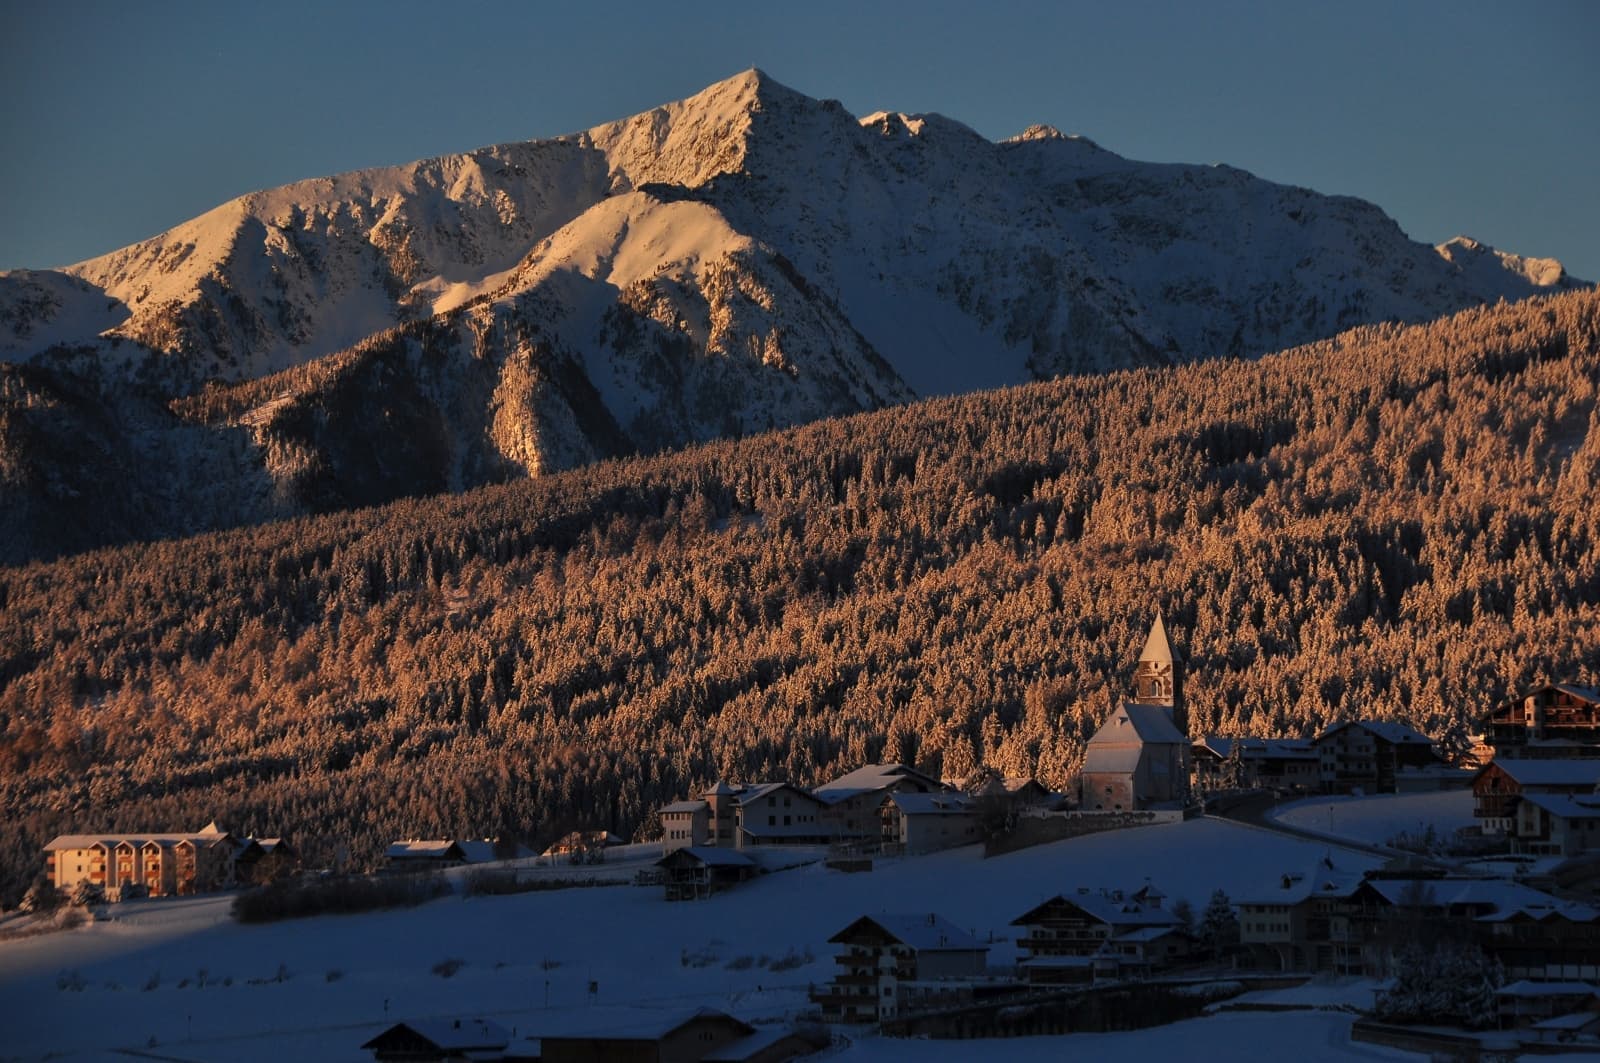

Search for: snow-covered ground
xmin=0 ymin=817 xmax=1410 ymax=1062
xmin=1269 ymin=790 xmax=1477 ymax=847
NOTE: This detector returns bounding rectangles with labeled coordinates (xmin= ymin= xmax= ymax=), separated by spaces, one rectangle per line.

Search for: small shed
xmin=657 ymin=846 xmax=757 ymax=900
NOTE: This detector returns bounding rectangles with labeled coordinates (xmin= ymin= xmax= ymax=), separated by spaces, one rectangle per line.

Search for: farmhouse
xmin=1484 ymin=683 xmax=1600 ymax=753
xmin=812 ymin=763 xmax=951 ymax=842
xmin=1011 ymin=885 xmax=1187 ymax=984
xmin=1313 ymin=720 xmax=1443 ymax=794
xmin=880 ymin=792 xmax=982 ymax=854
xmin=812 ymin=913 xmax=989 ymax=1023
xmin=1472 ymin=759 xmax=1600 ymax=835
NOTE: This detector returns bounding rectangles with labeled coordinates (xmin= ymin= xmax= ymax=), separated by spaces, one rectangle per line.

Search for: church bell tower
xmin=1132 ymin=612 xmax=1186 ymax=737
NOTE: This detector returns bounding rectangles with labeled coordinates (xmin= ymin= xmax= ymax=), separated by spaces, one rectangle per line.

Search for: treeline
xmin=1 ymin=290 xmax=1598 ymax=903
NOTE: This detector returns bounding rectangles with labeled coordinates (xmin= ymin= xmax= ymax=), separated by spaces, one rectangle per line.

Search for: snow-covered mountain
xmin=0 ymin=69 xmax=1584 ymax=562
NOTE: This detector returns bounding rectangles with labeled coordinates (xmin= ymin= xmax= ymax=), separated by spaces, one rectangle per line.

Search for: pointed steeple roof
xmin=1139 ymin=613 xmax=1182 ymax=664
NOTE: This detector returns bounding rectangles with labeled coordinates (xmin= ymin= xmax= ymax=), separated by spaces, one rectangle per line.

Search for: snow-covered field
xmin=0 ymin=817 xmax=1412 ymax=1062
xmin=1269 ymin=790 xmax=1477 ymax=847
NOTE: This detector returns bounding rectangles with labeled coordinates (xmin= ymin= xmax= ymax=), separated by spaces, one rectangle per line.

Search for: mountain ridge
xmin=0 ymin=69 xmax=1587 ymax=565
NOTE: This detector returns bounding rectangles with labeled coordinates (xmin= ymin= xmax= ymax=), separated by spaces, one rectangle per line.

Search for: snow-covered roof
xmin=1483 ymin=759 xmax=1600 ymax=787
xmin=812 ymin=763 xmax=945 ymax=804
xmin=661 ymin=800 xmax=709 ymax=814
xmin=732 ymin=782 xmax=817 ymax=807
xmin=1237 ymin=855 xmax=1362 ymax=906
xmin=1361 ymin=876 xmax=1562 ymax=914
xmin=1082 ymin=745 xmax=1147 ymax=774
xmin=44 ymin=828 xmax=235 ymax=851
xmin=1531 ymin=1010 xmax=1600 ymax=1031
xmin=1555 ymin=683 xmax=1600 ymax=703
xmin=1089 ymin=703 xmax=1185 ymax=746
xmin=702 ymin=1025 xmax=805 ymax=1061
xmin=830 ymin=912 xmax=985 ymax=952
xmin=385 ymin=840 xmax=463 ymax=860
xmin=1495 ymin=980 xmax=1599 ymax=999
xmin=661 ymin=846 xmax=755 ymax=868
xmin=1199 ymin=737 xmax=1317 ymax=760
xmin=887 ymin=792 xmax=976 ymax=815
xmin=360 ymin=1018 xmax=510 ymax=1051
xmin=705 ymin=780 xmax=741 ymax=797
xmin=1520 ymin=792 xmax=1600 ymax=821
xmin=528 ymin=1005 xmax=752 ymax=1042
xmin=1012 ymin=889 xmax=1184 ymax=929
xmin=1317 ymin=720 xmax=1435 ymax=746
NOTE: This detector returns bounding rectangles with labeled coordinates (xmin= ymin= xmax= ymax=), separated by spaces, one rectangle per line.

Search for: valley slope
xmin=0 ymin=289 xmax=1596 ymax=903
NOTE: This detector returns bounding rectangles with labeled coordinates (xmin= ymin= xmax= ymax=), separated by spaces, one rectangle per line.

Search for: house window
xmin=769 ymin=816 xmax=776 ymax=826
xmin=784 ymin=816 xmax=791 ymax=826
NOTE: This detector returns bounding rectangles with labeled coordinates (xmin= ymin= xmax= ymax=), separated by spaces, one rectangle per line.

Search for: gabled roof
xmin=1082 ymin=745 xmax=1146 ymax=774
xmin=360 ymin=1018 xmax=510 ymax=1052
xmin=732 ymin=781 xmax=818 ymax=807
xmin=44 ymin=828 xmax=235 ymax=851
xmin=661 ymin=800 xmax=709 ymax=814
xmin=1495 ymin=980 xmax=1599 ymax=999
xmin=529 ymin=1006 xmax=752 ymax=1042
xmin=1521 ymin=792 xmax=1600 ymax=821
xmin=812 ymin=763 xmax=947 ymax=804
xmin=1555 ymin=683 xmax=1600 ymax=703
xmin=1317 ymin=719 xmax=1435 ymax=746
xmin=703 ymin=1025 xmax=809 ymax=1062
xmin=705 ymin=780 xmax=741 ymax=797
xmin=1139 ymin=613 xmax=1182 ymax=664
xmin=1011 ymin=889 xmax=1184 ymax=929
xmin=1360 ymin=876 xmax=1562 ymax=914
xmin=887 ymin=792 xmax=976 ymax=815
xmin=384 ymin=839 xmax=505 ymax=862
xmin=1088 ymin=703 xmax=1185 ymax=746
xmin=1480 ymin=759 xmax=1600 ymax=788
xmin=658 ymin=846 xmax=756 ymax=868
xmin=829 ymin=912 xmax=986 ymax=952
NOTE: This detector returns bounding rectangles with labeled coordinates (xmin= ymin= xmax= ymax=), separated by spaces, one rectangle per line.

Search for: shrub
xmin=432 ymin=958 xmax=464 ymax=978
xmin=231 ymin=873 xmax=450 ymax=923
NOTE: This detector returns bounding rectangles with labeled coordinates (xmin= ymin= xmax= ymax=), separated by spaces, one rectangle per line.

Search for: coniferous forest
xmin=1 ymin=289 xmax=1597 ymax=903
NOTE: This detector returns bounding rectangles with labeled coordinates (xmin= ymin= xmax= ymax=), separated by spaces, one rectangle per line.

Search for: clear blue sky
xmin=2 ymin=1 xmax=1596 ymax=280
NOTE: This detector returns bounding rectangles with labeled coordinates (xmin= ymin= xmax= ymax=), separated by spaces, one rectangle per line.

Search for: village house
xmin=971 ymin=775 xmax=1056 ymax=809
xmin=1192 ymin=737 xmax=1319 ymax=793
xmin=1484 ymin=682 xmax=1600 ymax=754
xmin=1236 ymin=856 xmax=1369 ymax=974
xmin=541 ymin=830 xmax=626 ymax=863
xmin=811 ymin=763 xmax=951 ymax=843
xmin=879 ymin=792 xmax=982 ymax=855
xmin=1472 ymin=759 xmax=1600 ymax=835
xmin=1010 ymin=885 xmax=1187 ymax=984
xmin=42 ymin=822 xmax=277 ymax=900
xmin=1513 ymin=792 xmax=1600 ymax=857
xmin=1080 ymin=615 xmax=1190 ymax=811
xmin=812 ymin=913 xmax=989 ymax=1024
xmin=661 ymin=798 xmax=711 ymax=852
xmin=382 ymin=839 xmax=531 ymax=872
xmin=1313 ymin=720 xmax=1444 ymax=794
xmin=1481 ymin=901 xmax=1600 ymax=983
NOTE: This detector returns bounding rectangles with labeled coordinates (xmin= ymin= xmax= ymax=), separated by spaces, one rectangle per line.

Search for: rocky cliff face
xmin=0 ymin=69 xmax=1584 ymax=564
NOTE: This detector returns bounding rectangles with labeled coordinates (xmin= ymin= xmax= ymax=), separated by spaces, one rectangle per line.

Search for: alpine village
xmin=2 ymin=58 xmax=1600 ymax=1063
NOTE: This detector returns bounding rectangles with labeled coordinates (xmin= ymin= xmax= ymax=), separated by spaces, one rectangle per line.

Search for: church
xmin=1080 ymin=614 xmax=1190 ymax=811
